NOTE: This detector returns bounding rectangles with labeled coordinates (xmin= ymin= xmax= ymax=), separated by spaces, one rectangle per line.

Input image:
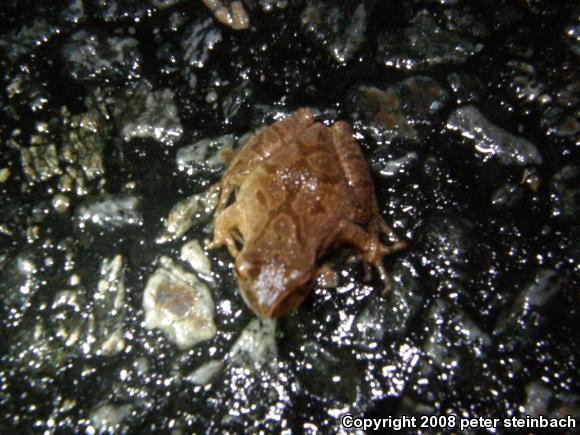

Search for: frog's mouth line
xmin=238 ymin=276 xmax=314 ymax=318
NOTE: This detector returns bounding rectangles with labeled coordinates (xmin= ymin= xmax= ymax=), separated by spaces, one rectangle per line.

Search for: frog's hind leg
xmin=336 ymin=220 xmax=406 ymax=295
xmin=330 ymin=121 xmax=376 ymax=223
xmin=208 ymin=202 xmax=243 ymax=257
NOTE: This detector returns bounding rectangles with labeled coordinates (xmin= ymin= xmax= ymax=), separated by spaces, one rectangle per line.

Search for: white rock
xmin=156 ymin=188 xmax=219 ymax=243
xmin=185 ymin=360 xmax=223 ymax=385
xmin=229 ymin=318 xmax=277 ymax=370
xmin=180 ymin=240 xmax=213 ymax=282
xmin=143 ymin=256 xmax=216 ymax=349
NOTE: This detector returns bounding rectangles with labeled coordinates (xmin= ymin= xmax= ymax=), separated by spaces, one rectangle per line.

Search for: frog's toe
xmin=380 ymin=240 xmax=408 ymax=256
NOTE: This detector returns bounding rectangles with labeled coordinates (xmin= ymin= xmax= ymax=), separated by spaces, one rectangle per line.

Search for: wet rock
xmin=549 ymin=166 xmax=579 ymax=222
xmin=565 ymin=17 xmax=580 ymax=56
xmin=382 ymin=262 xmax=424 ymax=337
xmin=0 ymin=248 xmax=42 ymax=316
xmin=58 ymin=166 xmax=88 ymax=197
xmin=221 ymin=82 xmax=253 ymax=125
xmin=215 ymin=363 xmax=292 ymax=431
xmin=423 ymin=300 xmax=493 ymax=365
xmin=524 ymin=381 xmax=553 ymax=416
xmin=62 ymin=30 xmax=141 ymax=84
xmin=117 ymin=81 xmax=183 ymax=146
xmin=442 ymin=7 xmax=489 ymax=39
xmin=377 ymin=9 xmax=484 ymax=71
xmin=181 ymin=17 xmax=222 ymax=72
xmin=180 ymin=240 xmax=214 ymax=282
xmin=447 ymin=72 xmax=482 ymax=104
xmin=60 ymin=106 xmax=107 ymax=183
xmin=62 ymin=0 xmax=85 ymax=25
xmin=51 ymin=289 xmax=87 ymax=348
xmin=143 ymin=256 xmax=216 ymax=349
xmin=185 ymin=360 xmax=223 ymax=385
xmin=176 ymin=134 xmax=234 ymax=178
xmin=3 ymin=317 xmax=70 ymax=373
xmin=90 ymin=255 xmax=127 ymax=356
xmin=4 ymin=59 xmax=53 ymax=119
xmin=375 ymin=340 xmax=422 ymax=398
xmin=228 ymin=318 xmax=277 ymax=370
xmin=301 ymin=1 xmax=367 ymax=64
xmin=0 ymin=168 xmax=10 ymax=184
xmin=156 ymin=188 xmax=219 ymax=243
xmin=244 ymin=0 xmax=289 ymax=13
xmin=494 ymin=269 xmax=562 ymax=348
xmin=349 ymin=262 xmax=422 ymax=351
xmin=490 ymin=183 xmax=524 ymax=210
xmin=506 ymin=60 xmax=546 ymax=104
xmin=541 ymin=107 xmax=580 ymax=139
xmin=74 ymin=194 xmax=143 ymax=244
xmin=89 ymin=402 xmax=133 ymax=433
xmin=20 ymin=143 xmax=61 ymax=183
xmin=28 ymin=256 xmax=128 ymax=360
xmin=295 ymin=341 xmax=364 ymax=405
xmin=348 ymin=76 xmax=449 ymax=145
xmin=376 ymin=151 xmax=419 ymax=177
xmin=0 ymin=18 xmax=62 ymax=60
xmin=419 ymin=214 xmax=473 ymax=287
xmin=447 ymin=105 xmax=543 ymax=166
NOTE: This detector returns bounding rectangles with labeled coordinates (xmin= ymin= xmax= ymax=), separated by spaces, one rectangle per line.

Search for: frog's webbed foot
xmin=336 ymin=220 xmax=406 ymax=295
xmin=202 ymin=0 xmax=249 ymax=30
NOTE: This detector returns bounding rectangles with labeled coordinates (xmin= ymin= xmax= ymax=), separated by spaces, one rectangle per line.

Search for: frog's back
xmin=238 ymin=123 xmax=356 ymax=250
xmin=225 ymin=108 xmax=315 ymax=180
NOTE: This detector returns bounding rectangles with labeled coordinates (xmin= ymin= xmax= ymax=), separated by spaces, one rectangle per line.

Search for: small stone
xmin=63 ymin=30 xmax=141 ymax=84
xmin=447 ymin=105 xmax=542 ymax=166
xmin=301 ymin=1 xmax=367 ymax=64
xmin=228 ymin=318 xmax=277 ymax=370
xmin=52 ymin=194 xmax=70 ymax=214
xmin=156 ymin=188 xmax=219 ymax=243
xmin=348 ymin=77 xmax=449 ymax=145
xmin=90 ymin=403 xmax=133 ymax=433
xmin=0 ymin=168 xmax=10 ymax=183
xmin=117 ymin=82 xmax=183 ymax=146
xmin=180 ymin=240 xmax=214 ymax=282
xmin=377 ymin=9 xmax=484 ymax=71
xmin=176 ymin=134 xmax=234 ymax=178
xmin=181 ymin=16 xmax=222 ymax=70
xmin=185 ymin=360 xmax=223 ymax=385
xmin=69 ymin=274 xmax=81 ymax=286
xmin=143 ymin=256 xmax=216 ymax=349
xmin=20 ymin=144 xmax=61 ymax=183
xmin=92 ymin=255 xmax=126 ymax=356
xmin=74 ymin=194 xmax=143 ymax=246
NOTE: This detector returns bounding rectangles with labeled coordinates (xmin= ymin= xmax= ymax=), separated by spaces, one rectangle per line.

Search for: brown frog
xmin=209 ymin=108 xmax=407 ymax=318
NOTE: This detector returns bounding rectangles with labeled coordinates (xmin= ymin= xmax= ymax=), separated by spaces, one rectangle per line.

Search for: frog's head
xmin=235 ymin=248 xmax=315 ymax=318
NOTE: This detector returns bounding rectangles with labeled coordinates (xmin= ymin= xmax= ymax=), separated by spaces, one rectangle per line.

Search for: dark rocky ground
xmin=0 ymin=0 xmax=578 ymax=433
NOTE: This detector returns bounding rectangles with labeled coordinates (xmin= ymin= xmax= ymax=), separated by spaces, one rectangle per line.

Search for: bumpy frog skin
xmin=209 ymin=109 xmax=407 ymax=318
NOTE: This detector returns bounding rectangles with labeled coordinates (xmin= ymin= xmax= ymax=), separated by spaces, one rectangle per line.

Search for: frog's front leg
xmin=214 ymin=172 xmax=245 ymax=215
xmin=335 ymin=220 xmax=407 ymax=294
xmin=208 ymin=202 xmax=243 ymax=257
